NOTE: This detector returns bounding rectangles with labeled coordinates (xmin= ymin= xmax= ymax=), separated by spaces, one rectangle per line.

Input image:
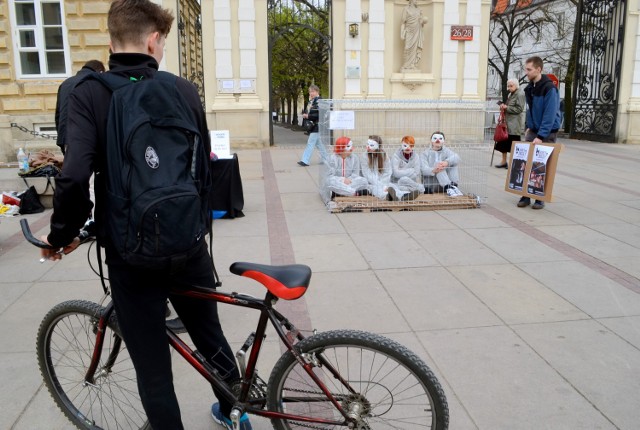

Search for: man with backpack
xmin=39 ymin=1 xmax=252 ymax=429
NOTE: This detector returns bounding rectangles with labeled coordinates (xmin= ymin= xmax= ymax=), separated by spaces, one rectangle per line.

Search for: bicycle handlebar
xmin=20 ymin=219 xmax=94 ymax=250
xmin=20 ymin=219 xmax=55 ymax=249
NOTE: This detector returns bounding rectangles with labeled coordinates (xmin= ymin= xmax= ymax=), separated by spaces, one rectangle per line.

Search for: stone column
xmin=344 ymin=0 xmax=362 ymax=97
xmin=440 ymin=0 xmax=459 ymax=96
xmin=367 ymin=0 xmax=386 ymax=97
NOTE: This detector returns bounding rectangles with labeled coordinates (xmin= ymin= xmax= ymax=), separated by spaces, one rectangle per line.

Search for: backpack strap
xmin=81 ymin=71 xmax=131 ymax=92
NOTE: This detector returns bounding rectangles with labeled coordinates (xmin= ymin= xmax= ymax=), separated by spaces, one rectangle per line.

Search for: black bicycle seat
xmin=230 ymin=262 xmax=311 ymax=300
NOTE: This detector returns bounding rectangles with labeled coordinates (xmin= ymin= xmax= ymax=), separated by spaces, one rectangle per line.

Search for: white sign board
xmin=210 ymin=130 xmax=233 ymax=159
xmin=329 ymin=111 xmax=355 ymax=130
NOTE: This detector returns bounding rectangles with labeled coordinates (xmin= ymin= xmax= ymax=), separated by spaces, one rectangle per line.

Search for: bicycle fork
xmin=83 ymin=301 xmax=118 ymax=386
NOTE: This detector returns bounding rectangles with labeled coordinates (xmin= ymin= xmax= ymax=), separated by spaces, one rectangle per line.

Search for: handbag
xmin=18 ymin=186 xmax=45 ymax=215
xmin=305 ymin=120 xmax=316 ymax=132
xmin=494 ymin=111 xmax=509 ymax=142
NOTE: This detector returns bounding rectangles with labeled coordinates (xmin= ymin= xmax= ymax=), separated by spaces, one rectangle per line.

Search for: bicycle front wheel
xmin=267 ymin=329 xmax=449 ymax=429
xmin=37 ymin=300 xmax=150 ymax=430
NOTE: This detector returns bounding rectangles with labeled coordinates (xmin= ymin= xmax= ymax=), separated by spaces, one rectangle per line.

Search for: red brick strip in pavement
xmin=0 ymin=211 xmax=51 ymax=258
xmin=482 ymin=205 xmax=640 ymax=295
xmin=261 ymin=149 xmax=313 ymax=334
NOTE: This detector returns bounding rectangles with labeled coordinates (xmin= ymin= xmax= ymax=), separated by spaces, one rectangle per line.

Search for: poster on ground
xmin=504 ymin=141 xmax=563 ymax=202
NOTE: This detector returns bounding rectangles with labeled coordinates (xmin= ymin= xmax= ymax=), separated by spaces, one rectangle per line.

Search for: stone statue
xmin=400 ymin=0 xmax=427 ymax=71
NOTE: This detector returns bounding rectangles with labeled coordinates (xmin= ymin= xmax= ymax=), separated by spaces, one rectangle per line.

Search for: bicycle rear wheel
xmin=267 ymin=330 xmax=449 ymax=429
xmin=37 ymin=300 xmax=150 ymax=430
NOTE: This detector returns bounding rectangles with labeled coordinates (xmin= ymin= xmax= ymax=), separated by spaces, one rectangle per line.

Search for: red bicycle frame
xmin=84 ymin=285 xmax=359 ymax=426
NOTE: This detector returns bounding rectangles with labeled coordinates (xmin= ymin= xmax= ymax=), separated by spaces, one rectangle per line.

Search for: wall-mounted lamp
xmin=349 ymin=23 xmax=359 ymax=38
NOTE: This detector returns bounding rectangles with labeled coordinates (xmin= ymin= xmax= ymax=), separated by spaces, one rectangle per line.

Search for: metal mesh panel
xmin=317 ymin=99 xmax=490 ymax=212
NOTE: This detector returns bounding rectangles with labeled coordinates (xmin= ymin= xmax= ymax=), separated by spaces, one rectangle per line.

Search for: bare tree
xmin=488 ymin=4 xmax=541 ymax=102
xmin=488 ymin=1 xmax=576 ymax=106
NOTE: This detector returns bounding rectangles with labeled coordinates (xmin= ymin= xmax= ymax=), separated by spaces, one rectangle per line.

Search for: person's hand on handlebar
xmin=39 ymin=236 xmax=81 ymax=261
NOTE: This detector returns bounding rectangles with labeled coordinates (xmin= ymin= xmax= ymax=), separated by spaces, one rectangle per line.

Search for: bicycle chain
xmin=280 ymin=387 xmax=352 ymax=429
xmin=10 ymin=123 xmax=58 ymax=140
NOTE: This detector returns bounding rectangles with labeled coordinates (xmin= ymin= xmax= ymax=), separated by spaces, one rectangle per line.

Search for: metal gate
xmin=571 ymin=0 xmax=627 ymax=142
xmin=267 ymin=0 xmax=331 ymax=145
xmin=177 ymin=0 xmax=205 ymax=108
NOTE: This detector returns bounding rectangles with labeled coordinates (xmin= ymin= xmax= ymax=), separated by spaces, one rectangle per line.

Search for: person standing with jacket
xmin=495 ymin=78 xmax=525 ymax=168
xmin=55 ymin=60 xmax=105 ymax=154
xmin=298 ymin=85 xmax=328 ymax=166
xmin=517 ymin=56 xmax=562 ymax=210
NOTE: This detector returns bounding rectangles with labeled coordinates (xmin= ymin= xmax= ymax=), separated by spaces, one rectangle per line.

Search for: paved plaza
xmin=1 ymin=126 xmax=639 ymax=429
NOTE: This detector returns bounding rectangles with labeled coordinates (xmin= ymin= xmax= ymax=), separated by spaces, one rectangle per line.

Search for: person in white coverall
xmin=390 ymin=135 xmax=424 ymax=200
xmin=420 ymin=131 xmax=463 ymax=197
xmin=325 ymin=136 xmax=368 ymax=197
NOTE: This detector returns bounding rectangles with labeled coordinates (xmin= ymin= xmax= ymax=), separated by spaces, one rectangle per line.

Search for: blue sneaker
xmin=211 ymin=402 xmax=253 ymax=430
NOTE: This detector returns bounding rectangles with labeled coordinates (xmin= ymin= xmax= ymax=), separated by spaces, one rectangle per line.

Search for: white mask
xmin=431 ymin=134 xmax=445 ymax=144
xmin=345 ymin=140 xmax=353 ymax=152
xmin=367 ymin=139 xmax=379 ymax=151
xmin=402 ymin=142 xmax=412 ymax=152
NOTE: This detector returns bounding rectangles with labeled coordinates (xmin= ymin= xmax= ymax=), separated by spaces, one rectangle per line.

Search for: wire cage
xmin=316 ymin=99 xmax=491 ymax=213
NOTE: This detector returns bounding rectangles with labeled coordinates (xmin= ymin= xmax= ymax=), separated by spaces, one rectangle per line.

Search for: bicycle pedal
xmin=229 ymin=408 xmax=242 ymax=429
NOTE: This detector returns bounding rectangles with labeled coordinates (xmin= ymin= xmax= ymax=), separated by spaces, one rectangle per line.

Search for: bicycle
xmin=22 ymin=219 xmax=449 ymax=429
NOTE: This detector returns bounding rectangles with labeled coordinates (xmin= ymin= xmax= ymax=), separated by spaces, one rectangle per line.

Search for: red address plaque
xmin=451 ymin=25 xmax=473 ymax=41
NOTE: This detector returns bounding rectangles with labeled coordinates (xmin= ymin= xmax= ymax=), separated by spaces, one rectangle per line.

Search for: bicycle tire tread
xmin=266 ymin=329 xmax=449 ymax=429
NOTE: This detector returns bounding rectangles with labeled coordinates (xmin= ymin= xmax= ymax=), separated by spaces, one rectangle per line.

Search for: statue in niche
xmin=400 ymin=0 xmax=427 ymax=71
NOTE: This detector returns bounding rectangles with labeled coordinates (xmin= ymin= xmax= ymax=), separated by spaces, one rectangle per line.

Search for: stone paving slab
xmin=514 ymin=319 xmax=640 ymax=430
xmin=417 ymin=326 xmax=618 ymax=430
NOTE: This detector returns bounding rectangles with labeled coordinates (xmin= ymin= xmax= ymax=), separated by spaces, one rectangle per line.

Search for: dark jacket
xmin=47 ymin=53 xmax=210 ymax=248
xmin=306 ymin=96 xmax=320 ymax=133
xmin=524 ymin=74 xmax=562 ymax=140
xmin=55 ymin=66 xmax=97 ymax=153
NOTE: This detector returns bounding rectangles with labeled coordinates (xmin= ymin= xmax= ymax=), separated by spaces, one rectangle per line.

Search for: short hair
xmin=309 ymin=84 xmax=320 ymax=93
xmin=401 ymin=136 xmax=415 ymax=147
xmin=507 ymin=78 xmax=519 ymax=87
xmin=84 ymin=60 xmax=105 ymax=73
xmin=526 ymin=56 xmax=544 ymax=70
xmin=108 ymin=0 xmax=174 ymax=49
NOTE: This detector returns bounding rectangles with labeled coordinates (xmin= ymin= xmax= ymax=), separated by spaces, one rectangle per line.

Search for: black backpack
xmin=94 ymin=71 xmax=211 ymax=270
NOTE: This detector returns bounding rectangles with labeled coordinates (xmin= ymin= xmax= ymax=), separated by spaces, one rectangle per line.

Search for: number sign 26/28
xmin=450 ymin=25 xmax=473 ymax=41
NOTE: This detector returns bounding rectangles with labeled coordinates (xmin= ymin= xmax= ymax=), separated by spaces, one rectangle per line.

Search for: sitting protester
xmin=360 ymin=135 xmax=394 ymax=200
xmin=326 ymin=137 xmax=369 ymax=197
xmin=420 ymin=131 xmax=463 ymax=197
xmin=389 ymin=135 xmax=424 ymax=201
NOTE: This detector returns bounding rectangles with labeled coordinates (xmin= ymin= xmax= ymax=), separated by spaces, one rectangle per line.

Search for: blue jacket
xmin=524 ymin=74 xmax=562 ymax=140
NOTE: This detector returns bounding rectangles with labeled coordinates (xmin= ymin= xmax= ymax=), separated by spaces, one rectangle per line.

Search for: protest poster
xmin=508 ymin=143 xmax=530 ymax=192
xmin=527 ymin=145 xmax=554 ymax=197
xmin=504 ymin=141 xmax=563 ymax=202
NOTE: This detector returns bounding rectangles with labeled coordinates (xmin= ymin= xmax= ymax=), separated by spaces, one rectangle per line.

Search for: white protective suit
xmin=360 ymin=153 xmax=392 ymax=199
xmin=420 ymin=145 xmax=461 ymax=192
xmin=390 ymin=148 xmax=425 ymax=196
xmin=326 ymin=153 xmax=368 ymax=196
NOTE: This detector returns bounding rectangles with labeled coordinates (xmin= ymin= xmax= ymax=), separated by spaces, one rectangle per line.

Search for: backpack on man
xmin=92 ymin=71 xmax=212 ymax=271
